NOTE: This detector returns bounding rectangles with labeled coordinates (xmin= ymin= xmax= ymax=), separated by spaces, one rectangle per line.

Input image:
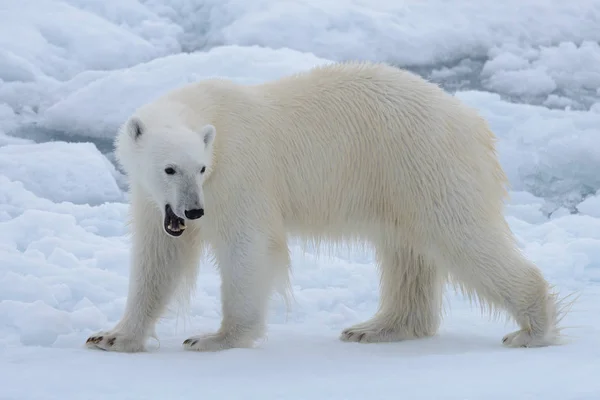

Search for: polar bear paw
xmin=85 ymin=330 xmax=146 ymax=353
xmin=501 ymin=329 xmax=557 ymax=348
xmin=183 ymin=331 xmax=255 ymax=352
xmin=340 ymin=318 xmax=414 ymax=343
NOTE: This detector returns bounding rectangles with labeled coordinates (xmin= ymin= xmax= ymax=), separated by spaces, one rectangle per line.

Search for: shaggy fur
xmin=85 ymin=61 xmax=569 ymax=353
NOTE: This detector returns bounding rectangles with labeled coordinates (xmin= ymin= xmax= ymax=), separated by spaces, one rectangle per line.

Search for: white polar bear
xmin=86 ymin=61 xmax=568 ymax=353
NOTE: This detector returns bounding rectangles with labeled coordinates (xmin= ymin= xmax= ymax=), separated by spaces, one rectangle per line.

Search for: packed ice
xmin=1 ymin=0 xmax=599 ymax=399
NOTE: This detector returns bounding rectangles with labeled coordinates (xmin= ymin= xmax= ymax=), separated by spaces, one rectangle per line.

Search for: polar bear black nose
xmin=185 ymin=208 xmax=204 ymax=220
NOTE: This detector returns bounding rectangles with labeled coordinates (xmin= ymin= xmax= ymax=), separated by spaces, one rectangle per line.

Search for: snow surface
xmin=1 ymin=1 xmax=600 ymax=399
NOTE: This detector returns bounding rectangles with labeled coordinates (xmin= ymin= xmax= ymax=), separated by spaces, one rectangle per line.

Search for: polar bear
xmin=85 ymin=61 xmax=566 ymax=353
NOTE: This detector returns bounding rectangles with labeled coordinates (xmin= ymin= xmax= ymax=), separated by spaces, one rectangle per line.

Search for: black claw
xmin=107 ymin=338 xmax=116 ymax=346
xmin=90 ymin=336 xmax=103 ymax=344
xmin=502 ymin=337 xmax=508 ymax=343
xmin=358 ymin=333 xmax=365 ymax=342
xmin=183 ymin=338 xmax=200 ymax=346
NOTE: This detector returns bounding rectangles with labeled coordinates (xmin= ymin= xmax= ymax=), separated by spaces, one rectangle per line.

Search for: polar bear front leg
xmin=183 ymin=228 xmax=277 ymax=352
xmin=86 ymin=199 xmax=203 ymax=352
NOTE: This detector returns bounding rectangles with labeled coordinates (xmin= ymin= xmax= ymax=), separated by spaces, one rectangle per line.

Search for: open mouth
xmin=164 ymin=204 xmax=186 ymax=237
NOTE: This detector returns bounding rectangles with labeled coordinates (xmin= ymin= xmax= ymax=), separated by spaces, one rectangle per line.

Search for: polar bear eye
xmin=200 ymin=166 xmax=206 ymax=174
xmin=164 ymin=167 xmax=176 ymax=175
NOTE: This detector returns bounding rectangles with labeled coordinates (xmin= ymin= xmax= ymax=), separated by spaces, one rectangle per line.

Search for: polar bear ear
xmin=200 ymin=124 xmax=216 ymax=148
xmin=129 ymin=118 xmax=144 ymax=142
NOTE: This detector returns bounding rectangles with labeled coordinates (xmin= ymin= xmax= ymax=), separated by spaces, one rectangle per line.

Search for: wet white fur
xmin=86 ymin=61 xmax=570 ymax=353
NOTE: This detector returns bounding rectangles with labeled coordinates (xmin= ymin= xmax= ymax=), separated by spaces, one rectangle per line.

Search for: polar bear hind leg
xmin=341 ymin=233 xmax=446 ymax=343
xmin=434 ymin=222 xmax=564 ymax=348
xmin=340 ymin=218 xmax=567 ymax=347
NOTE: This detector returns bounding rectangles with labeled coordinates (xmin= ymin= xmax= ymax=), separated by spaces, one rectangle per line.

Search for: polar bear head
xmin=115 ymin=113 xmax=216 ymax=237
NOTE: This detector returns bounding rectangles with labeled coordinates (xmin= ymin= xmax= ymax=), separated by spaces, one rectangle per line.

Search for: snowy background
xmin=2 ymin=0 xmax=600 ymax=399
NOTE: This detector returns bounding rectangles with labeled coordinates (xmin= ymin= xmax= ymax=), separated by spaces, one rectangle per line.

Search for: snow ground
xmin=1 ymin=1 xmax=600 ymax=399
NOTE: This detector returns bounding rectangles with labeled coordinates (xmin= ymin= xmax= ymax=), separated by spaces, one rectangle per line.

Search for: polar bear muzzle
xmin=164 ymin=204 xmax=186 ymax=237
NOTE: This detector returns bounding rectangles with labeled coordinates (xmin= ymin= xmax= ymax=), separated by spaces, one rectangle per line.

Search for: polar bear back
xmin=141 ymin=62 xmax=509 ymax=242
